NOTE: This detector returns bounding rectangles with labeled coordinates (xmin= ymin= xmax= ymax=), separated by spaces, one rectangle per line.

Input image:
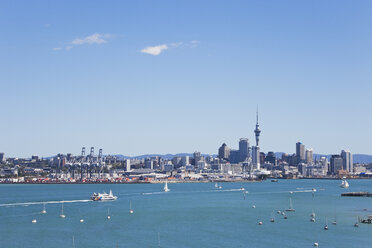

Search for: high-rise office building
xmin=306 ymin=149 xmax=313 ymax=164
xmin=239 ymin=138 xmax=249 ymax=162
xmin=218 ymin=143 xmax=230 ymax=160
xmin=193 ymin=151 xmax=202 ymax=166
xmin=181 ymin=156 xmax=189 ymax=166
xmin=341 ymin=150 xmax=353 ymax=173
xmin=229 ymin=150 xmax=240 ymax=164
xmin=265 ymin=152 xmax=276 ymax=165
xmin=330 ymin=155 xmax=343 ymax=175
xmin=296 ymin=142 xmax=305 ymax=163
xmin=252 ymin=146 xmax=260 ymax=169
xmin=125 ymin=159 xmax=131 ymax=172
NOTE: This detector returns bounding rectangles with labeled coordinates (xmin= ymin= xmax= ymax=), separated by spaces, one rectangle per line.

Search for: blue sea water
xmin=0 ymin=180 xmax=371 ymax=248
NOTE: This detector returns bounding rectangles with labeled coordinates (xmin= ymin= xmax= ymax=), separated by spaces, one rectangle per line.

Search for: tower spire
xmin=254 ymin=107 xmax=261 ymax=147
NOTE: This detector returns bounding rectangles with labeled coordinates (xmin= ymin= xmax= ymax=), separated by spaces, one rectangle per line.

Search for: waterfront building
xmin=218 ymin=143 xmax=230 ymax=160
xmin=306 ymin=149 xmax=313 ymax=164
xmin=296 ymin=142 xmax=305 ymax=163
xmin=320 ymin=156 xmax=328 ymax=174
xmin=330 ymin=155 xmax=343 ymax=175
xmin=341 ymin=150 xmax=353 ymax=173
xmin=239 ymin=138 xmax=250 ymax=162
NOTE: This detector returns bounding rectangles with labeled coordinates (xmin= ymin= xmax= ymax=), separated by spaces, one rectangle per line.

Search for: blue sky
xmin=1 ymin=0 xmax=372 ymax=157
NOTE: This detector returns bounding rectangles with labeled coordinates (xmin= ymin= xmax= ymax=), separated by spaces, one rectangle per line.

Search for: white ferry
xmin=90 ymin=190 xmax=118 ymax=201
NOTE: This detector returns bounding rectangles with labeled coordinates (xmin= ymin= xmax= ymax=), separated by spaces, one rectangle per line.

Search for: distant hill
xmin=275 ymin=152 xmax=372 ymax=164
xmin=113 ymin=153 xmax=217 ymax=160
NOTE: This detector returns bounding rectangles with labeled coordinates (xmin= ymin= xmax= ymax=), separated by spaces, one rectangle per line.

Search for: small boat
xmin=284 ymin=215 xmax=288 ymax=219
xmin=129 ymin=201 xmax=134 ymax=214
xmin=271 ymin=179 xmax=278 ymax=182
xmin=360 ymin=215 xmax=372 ymax=224
xmin=313 ymin=242 xmax=319 ymax=247
xmin=354 ymin=217 xmax=359 ymax=227
xmin=215 ymin=182 xmax=218 ymax=188
xmin=310 ymin=217 xmax=315 ymax=222
xmin=252 ymin=205 xmax=256 ymax=208
xmin=90 ymin=190 xmax=118 ymax=201
xmin=277 ymin=210 xmax=281 ymax=214
xmin=258 ymin=221 xmax=263 ymax=225
xmin=339 ymin=178 xmax=349 ymax=188
xmin=59 ymin=203 xmax=66 ymax=218
xmin=32 ymin=219 xmax=37 ymax=223
xmin=80 ymin=218 xmax=84 ymax=223
xmin=324 ymin=218 xmax=328 ymax=230
xmin=240 ymin=187 xmax=245 ymax=191
xmin=270 ymin=212 xmax=275 ymax=222
xmin=41 ymin=203 xmax=47 ymax=214
xmin=332 ymin=220 xmax=337 ymax=225
xmin=285 ymin=197 xmax=295 ymax=212
xmin=164 ymin=181 xmax=170 ymax=192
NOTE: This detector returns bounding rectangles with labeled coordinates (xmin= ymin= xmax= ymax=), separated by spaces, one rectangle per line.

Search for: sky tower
xmin=254 ymin=108 xmax=261 ymax=147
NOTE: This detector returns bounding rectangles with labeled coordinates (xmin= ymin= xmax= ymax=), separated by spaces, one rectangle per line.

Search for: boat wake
xmin=0 ymin=199 xmax=92 ymax=207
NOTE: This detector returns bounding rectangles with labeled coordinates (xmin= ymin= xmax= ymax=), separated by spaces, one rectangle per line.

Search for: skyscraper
xmin=306 ymin=149 xmax=313 ymax=164
xmin=193 ymin=151 xmax=202 ymax=165
xmin=239 ymin=138 xmax=249 ymax=162
xmin=218 ymin=143 xmax=230 ymax=160
xmin=341 ymin=150 xmax=353 ymax=173
xmin=252 ymin=146 xmax=260 ymax=169
xmin=330 ymin=155 xmax=343 ymax=175
xmin=296 ymin=142 xmax=305 ymax=163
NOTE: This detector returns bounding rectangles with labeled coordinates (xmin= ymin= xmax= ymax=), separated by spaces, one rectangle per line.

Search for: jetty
xmin=341 ymin=192 xmax=372 ymax=197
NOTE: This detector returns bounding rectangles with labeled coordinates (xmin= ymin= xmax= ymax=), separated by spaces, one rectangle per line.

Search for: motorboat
xmin=90 ymin=190 xmax=118 ymax=201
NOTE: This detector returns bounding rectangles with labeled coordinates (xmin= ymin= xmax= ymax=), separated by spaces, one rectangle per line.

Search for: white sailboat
xmin=270 ymin=211 xmax=275 ymax=222
xmin=164 ymin=181 xmax=170 ymax=192
xmin=107 ymin=208 xmax=111 ymax=219
xmin=32 ymin=219 xmax=37 ymax=223
xmin=129 ymin=200 xmax=134 ymax=214
xmin=215 ymin=182 xmax=218 ymax=188
xmin=324 ymin=217 xmax=328 ymax=230
xmin=41 ymin=203 xmax=47 ymax=214
xmin=339 ymin=178 xmax=349 ymax=188
xmin=285 ymin=197 xmax=295 ymax=212
xmin=59 ymin=203 xmax=66 ymax=218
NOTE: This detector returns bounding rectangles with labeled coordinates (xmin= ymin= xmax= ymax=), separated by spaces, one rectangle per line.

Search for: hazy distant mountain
xmin=113 ymin=153 xmax=216 ymax=160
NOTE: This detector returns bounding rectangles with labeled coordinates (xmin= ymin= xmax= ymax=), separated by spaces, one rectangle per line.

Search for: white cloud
xmin=190 ymin=40 xmax=200 ymax=47
xmin=71 ymin=33 xmax=107 ymax=45
xmin=53 ymin=47 xmax=62 ymax=51
xmin=170 ymin=42 xmax=183 ymax=47
xmin=65 ymin=46 xmax=73 ymax=51
xmin=141 ymin=44 xmax=168 ymax=56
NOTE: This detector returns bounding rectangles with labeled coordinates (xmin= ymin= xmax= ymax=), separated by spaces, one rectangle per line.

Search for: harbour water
xmin=0 ymin=180 xmax=371 ymax=247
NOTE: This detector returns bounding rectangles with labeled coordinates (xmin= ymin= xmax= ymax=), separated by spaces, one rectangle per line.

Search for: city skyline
xmin=1 ymin=1 xmax=372 ymax=157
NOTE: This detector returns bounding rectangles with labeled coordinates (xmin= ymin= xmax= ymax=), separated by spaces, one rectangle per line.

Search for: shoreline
xmin=0 ymin=177 xmax=371 ymax=184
